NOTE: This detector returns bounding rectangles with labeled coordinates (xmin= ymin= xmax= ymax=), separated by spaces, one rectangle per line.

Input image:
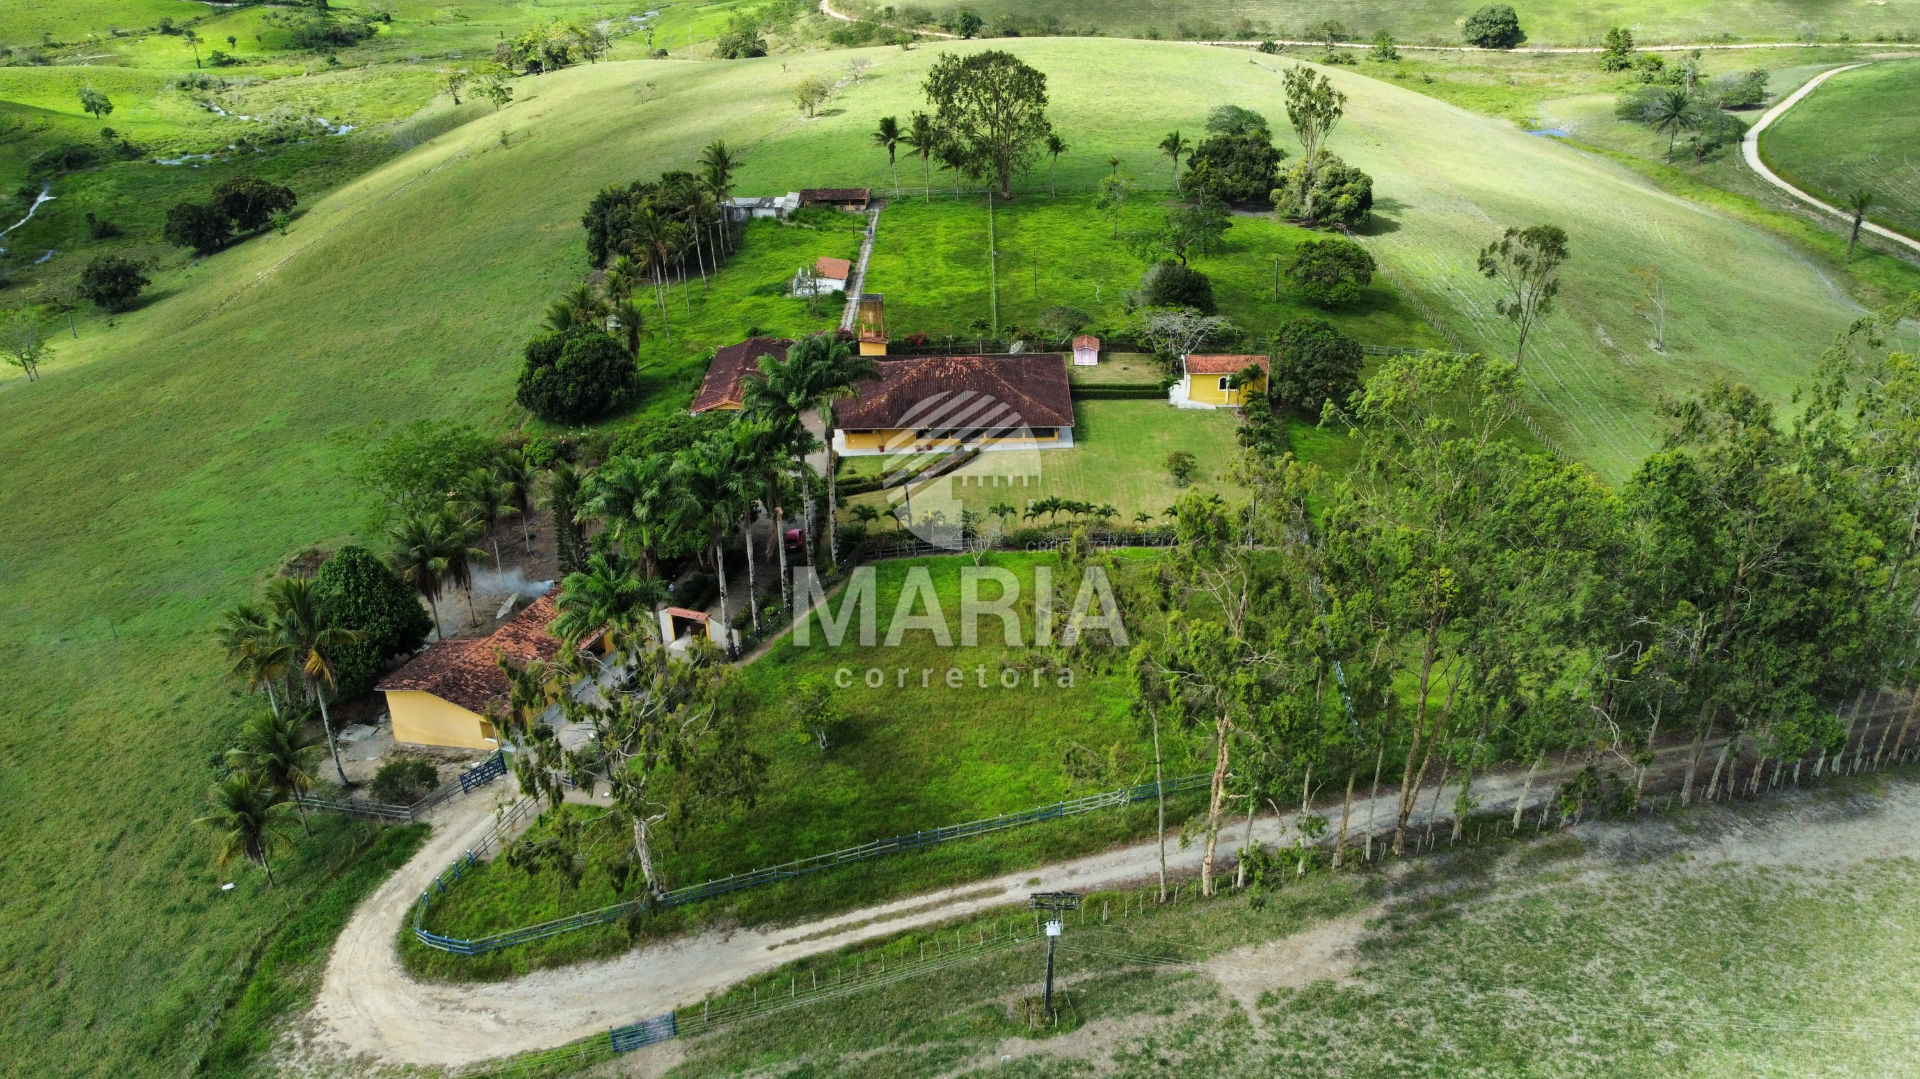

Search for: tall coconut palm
xmin=494 ymin=447 xmax=538 ymax=552
xmin=1045 ymin=131 xmax=1068 ymax=196
xmin=228 ymin=710 xmax=321 ymax=835
xmin=1644 ymin=87 xmax=1699 ymax=164
xmin=699 ymin=140 xmax=738 ymax=256
xmin=789 ymin=332 xmax=877 ymax=566
xmin=453 ymin=466 xmax=520 ymax=570
xmin=629 ymin=208 xmax=683 ymax=341
xmin=266 ymin=576 xmax=362 ymax=787
xmin=728 ymin=422 xmax=773 ymax=633
xmin=902 ymin=111 xmax=938 ymax=202
xmin=552 ymin=548 xmax=666 ymax=656
xmin=742 ymin=349 xmax=825 ymax=567
xmin=872 ymin=115 xmax=902 ymax=195
xmin=387 ymin=508 xmax=471 ymax=638
xmin=197 ymin=771 xmax=294 ymax=886
xmin=218 ymin=602 xmax=292 ymax=717
xmin=442 ymin=510 xmax=486 ymax=625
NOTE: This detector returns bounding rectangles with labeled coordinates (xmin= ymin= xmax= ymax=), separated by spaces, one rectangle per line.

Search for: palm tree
xmin=733 ymin=416 xmax=804 ymax=615
xmin=789 ymin=332 xmax=877 ymax=566
xmin=539 ymin=462 xmax=590 ymax=576
xmin=183 ymin=28 xmax=202 ymax=68
xmin=873 ymin=115 xmax=902 ymax=196
xmin=903 ymin=111 xmax=938 ymax=202
xmin=672 ymin=433 xmax=750 ymax=639
xmin=1045 ymin=131 xmax=1068 ymax=196
xmin=452 ymin=466 xmax=519 ymax=570
xmin=552 ymin=549 xmax=665 ymax=655
xmin=608 ymin=296 xmax=645 ymax=356
xmin=699 ymin=140 xmax=738 ymax=255
xmin=228 ymin=710 xmax=321 ymax=835
xmin=442 ymin=511 xmax=486 ymax=625
xmin=197 ymin=771 xmax=293 ymax=886
xmin=387 ymin=508 xmax=468 ymax=638
xmin=1843 ymin=189 xmax=1873 ymax=262
xmin=494 ymin=447 xmax=538 ymax=552
xmin=580 ymin=453 xmax=680 ymax=579
xmin=728 ymin=422 xmax=773 ymax=633
xmin=629 ymin=208 xmax=682 ymax=341
xmin=218 ymin=602 xmax=292 ymax=717
xmin=1644 ymin=87 xmax=1699 ymax=164
xmin=742 ymin=348 xmax=826 ymax=568
xmin=1158 ymin=130 xmax=1188 ymax=193
xmin=265 ymin=577 xmax=362 ymax=787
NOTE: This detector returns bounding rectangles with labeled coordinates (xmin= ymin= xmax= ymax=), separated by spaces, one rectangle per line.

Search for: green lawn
xmin=0 ymin=37 xmax=1891 ymax=1077
xmin=864 ymin=195 xmax=1443 ymax=349
xmin=850 ymin=0 xmax=1920 ymax=46
xmin=843 ymin=399 xmax=1250 ymax=526
xmin=1762 ymin=58 xmax=1920 ymax=242
xmin=407 ymin=553 xmax=1209 ymax=978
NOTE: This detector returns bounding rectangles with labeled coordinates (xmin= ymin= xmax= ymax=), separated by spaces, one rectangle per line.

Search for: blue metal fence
xmin=412 ymin=771 xmax=1211 ymax=956
xmin=458 ymin=750 xmax=508 ymax=794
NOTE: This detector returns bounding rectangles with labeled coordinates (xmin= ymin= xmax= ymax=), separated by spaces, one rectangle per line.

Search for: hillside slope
xmin=0 ymin=41 xmax=1872 ymax=1078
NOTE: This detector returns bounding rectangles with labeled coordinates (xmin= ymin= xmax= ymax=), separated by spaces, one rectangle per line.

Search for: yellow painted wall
xmin=386 ymin=690 xmax=498 ymax=750
xmin=1188 ymin=370 xmax=1266 ymax=407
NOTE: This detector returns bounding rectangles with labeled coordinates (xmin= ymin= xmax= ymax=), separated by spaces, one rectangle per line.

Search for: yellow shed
xmin=377 ymin=593 xmax=582 ymax=750
xmin=1178 ymin=354 xmax=1270 ymax=408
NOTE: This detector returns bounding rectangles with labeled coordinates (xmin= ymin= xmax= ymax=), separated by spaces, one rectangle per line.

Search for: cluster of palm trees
xmin=196 ymin=710 xmax=323 ymax=887
xmin=549 ymin=332 xmax=876 ymax=653
xmin=218 ymin=577 xmax=364 ymax=791
xmin=387 ymin=446 xmax=540 ymax=636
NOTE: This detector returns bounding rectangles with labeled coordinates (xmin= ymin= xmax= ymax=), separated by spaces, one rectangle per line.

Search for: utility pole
xmin=1029 ymin=892 xmax=1080 ymax=1020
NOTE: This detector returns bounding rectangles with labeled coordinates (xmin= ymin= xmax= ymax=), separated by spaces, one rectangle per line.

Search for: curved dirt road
xmin=1742 ymin=62 xmax=1920 ymax=259
xmin=311 ymin=747 xmax=1680 ymax=1070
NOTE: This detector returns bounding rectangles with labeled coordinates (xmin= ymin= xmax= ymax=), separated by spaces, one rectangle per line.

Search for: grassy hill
xmin=0 ymin=39 xmax=1883 ymax=1077
xmin=1762 ymin=58 xmax=1920 ymax=243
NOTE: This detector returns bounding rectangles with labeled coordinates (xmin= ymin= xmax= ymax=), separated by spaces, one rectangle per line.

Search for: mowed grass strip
xmin=1762 ymin=58 xmax=1920 ymax=242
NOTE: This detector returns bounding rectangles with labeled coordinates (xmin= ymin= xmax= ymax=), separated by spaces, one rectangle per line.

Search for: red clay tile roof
xmin=815 ymin=256 xmax=853 ymax=281
xmin=800 ymin=187 xmax=870 ymax=204
xmin=1072 ymin=335 xmax=1101 ymax=351
xmin=1185 ymin=354 xmax=1270 ymax=376
xmin=690 ymin=337 xmax=791 ymax=414
xmin=835 ymin=354 xmax=1074 ymax=432
xmin=377 ymin=594 xmax=570 ymax=715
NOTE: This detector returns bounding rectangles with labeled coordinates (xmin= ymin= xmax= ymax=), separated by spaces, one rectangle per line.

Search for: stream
xmin=0 ymin=181 xmax=54 ymax=256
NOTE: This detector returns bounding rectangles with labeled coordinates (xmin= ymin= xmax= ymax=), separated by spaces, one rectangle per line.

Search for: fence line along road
xmin=297 ymin=750 xmax=508 ymax=824
xmin=412 ymin=772 xmax=1212 ymax=956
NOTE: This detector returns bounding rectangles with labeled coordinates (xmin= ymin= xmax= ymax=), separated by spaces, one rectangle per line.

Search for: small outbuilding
xmin=1171 ymin=354 xmax=1269 ymax=409
xmin=1072 ymin=335 xmax=1101 ymax=366
xmin=724 ymin=192 xmax=800 ymax=221
xmin=799 ymin=187 xmax=871 ymax=212
xmin=794 ymin=255 xmax=852 ymax=296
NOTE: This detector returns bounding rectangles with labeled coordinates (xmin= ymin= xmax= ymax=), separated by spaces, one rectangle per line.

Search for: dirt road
xmin=1741 ymin=62 xmax=1920 ymax=259
xmin=309 ymin=745 xmax=1675 ymax=1070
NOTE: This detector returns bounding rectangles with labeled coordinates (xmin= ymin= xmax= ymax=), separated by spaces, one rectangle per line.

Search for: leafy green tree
xmin=196 ymin=772 xmax=294 ymax=886
xmin=77 ymin=255 xmax=150 ymax=312
xmin=1599 ymin=26 xmax=1635 ymax=71
xmin=212 ymin=176 xmax=296 ymax=232
xmin=163 ymin=201 xmax=232 ymax=255
xmin=1286 ymin=236 xmax=1376 ymax=306
xmin=1165 ymin=450 xmax=1198 ymax=487
xmin=944 ymin=8 xmax=983 ymax=37
xmin=795 ymin=74 xmax=834 ymax=118
xmin=923 ymin=50 xmax=1053 ymax=199
xmin=1157 ymin=130 xmax=1189 ymax=192
xmin=228 ymin=711 xmax=322 ymax=835
xmin=481 ymin=69 xmax=514 ymax=110
xmin=1369 ymin=29 xmax=1400 ymax=61
xmin=1272 ymin=150 xmax=1372 ymax=227
xmin=789 ymin=674 xmax=836 ymax=751
xmin=1463 ymin=4 xmax=1524 ymax=48
xmin=1205 ymin=104 xmax=1269 ymax=137
xmin=581 ymin=452 xmax=686 ymax=581
xmin=354 ymin=419 xmax=495 ymax=525
xmin=313 ymin=545 xmax=433 ymax=696
xmin=1135 ymin=196 xmax=1232 ymax=266
xmin=515 ymin=328 xmax=638 ymax=424
xmin=0 ymin=310 xmax=52 ymax=383
xmin=1270 ymin=316 xmax=1363 ymax=418
xmin=742 ymin=344 xmax=827 ymax=574
xmin=1476 ymin=224 xmax=1569 ymax=369
xmin=1183 ymin=131 xmax=1284 ymax=204
xmin=77 ymin=86 xmax=113 ymax=122
xmin=713 ymin=14 xmax=768 ymax=58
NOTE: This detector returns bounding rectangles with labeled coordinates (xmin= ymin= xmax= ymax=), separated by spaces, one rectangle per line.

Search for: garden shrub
xmin=1140 ymin=260 xmax=1216 ymax=313
xmin=370 ymin=758 xmax=440 ymax=805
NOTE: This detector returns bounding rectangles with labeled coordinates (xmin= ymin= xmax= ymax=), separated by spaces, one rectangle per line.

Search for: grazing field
xmin=406 ymin=553 xmax=1197 ymax=979
xmin=662 ymin=780 xmax=1920 ymax=1079
xmin=1762 ymin=59 xmax=1920 ymax=242
xmin=0 ymin=37 xmax=1887 ymax=1078
xmin=860 ymin=0 xmax=1920 ymax=46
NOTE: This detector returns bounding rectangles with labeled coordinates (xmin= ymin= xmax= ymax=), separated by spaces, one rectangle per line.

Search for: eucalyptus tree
xmin=197 ymin=772 xmax=294 ymax=886
xmin=1476 ymin=224 xmax=1569 ymax=370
